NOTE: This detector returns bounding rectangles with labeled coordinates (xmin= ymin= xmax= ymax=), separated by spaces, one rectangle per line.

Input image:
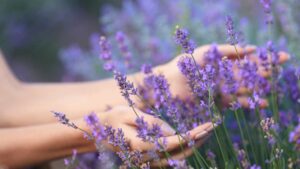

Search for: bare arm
xmin=0 ymin=119 xmax=93 ymax=168
xmin=0 ymin=51 xmax=163 ymax=127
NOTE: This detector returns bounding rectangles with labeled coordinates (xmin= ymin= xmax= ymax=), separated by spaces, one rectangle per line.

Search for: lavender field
xmin=0 ymin=0 xmax=300 ymax=169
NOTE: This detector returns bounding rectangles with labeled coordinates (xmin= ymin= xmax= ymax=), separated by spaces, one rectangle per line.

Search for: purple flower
xmin=103 ymin=62 xmax=115 ymax=72
xmin=267 ymin=41 xmax=279 ymax=65
xmin=84 ymin=113 xmax=106 ymax=141
xmin=115 ymin=31 xmax=132 ymax=68
xmin=289 ymin=119 xmax=300 ymax=150
xmin=206 ymin=150 xmax=217 ymax=167
xmin=230 ymin=101 xmax=241 ymax=111
xmin=225 ymin=15 xmax=239 ymax=45
xmin=219 ymin=58 xmax=238 ymax=94
xmin=204 ymin=44 xmax=222 ymax=65
xmin=258 ymin=47 xmax=270 ymax=72
xmin=260 ymin=0 xmax=272 ymax=13
xmin=260 ymin=117 xmax=277 ymax=145
xmin=239 ymin=57 xmax=270 ymax=95
xmin=136 ymin=117 xmax=164 ymax=150
xmin=64 ymin=149 xmax=77 ymax=167
xmin=141 ymin=64 xmax=152 ymax=74
xmin=104 ymin=126 xmax=142 ymax=167
xmin=177 ymin=56 xmax=212 ymax=97
xmin=174 ymin=26 xmax=195 ymax=54
xmin=247 ymin=92 xmax=261 ymax=110
xmin=259 ymin=0 xmax=273 ymax=24
xmin=144 ymin=74 xmax=172 ymax=109
xmin=99 ymin=36 xmax=116 ymax=72
xmin=114 ymin=71 xmax=137 ymax=106
xmin=52 ymin=111 xmax=78 ymax=129
xmin=168 ymin=160 xmax=189 ymax=169
xmin=250 ymin=164 xmax=262 ymax=169
xmin=282 ymin=67 xmax=300 ymax=101
xmin=234 ymin=144 xmax=250 ymax=169
xmin=99 ymin=36 xmax=112 ymax=60
xmin=237 ymin=54 xmax=269 ymax=94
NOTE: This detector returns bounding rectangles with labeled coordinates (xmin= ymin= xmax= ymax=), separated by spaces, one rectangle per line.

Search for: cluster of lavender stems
xmin=53 ymin=4 xmax=300 ymax=168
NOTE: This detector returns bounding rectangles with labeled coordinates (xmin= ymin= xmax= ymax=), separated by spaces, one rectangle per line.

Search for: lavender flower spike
xmin=52 ymin=111 xmax=78 ymax=129
xmin=99 ymin=36 xmax=115 ymax=72
xmin=115 ymin=31 xmax=132 ymax=68
xmin=225 ymin=15 xmax=238 ymax=45
xmin=114 ymin=71 xmax=137 ymax=106
xmin=174 ymin=25 xmax=195 ymax=54
xmin=260 ymin=0 xmax=273 ymax=24
xmin=99 ymin=36 xmax=112 ymax=60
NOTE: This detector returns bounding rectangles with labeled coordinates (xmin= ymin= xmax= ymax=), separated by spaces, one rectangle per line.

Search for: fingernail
xmin=195 ymin=131 xmax=207 ymax=140
xmin=161 ymin=123 xmax=176 ymax=135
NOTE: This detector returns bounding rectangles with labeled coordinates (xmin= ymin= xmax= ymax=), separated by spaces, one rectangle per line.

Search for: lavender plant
xmin=54 ymin=0 xmax=300 ymax=168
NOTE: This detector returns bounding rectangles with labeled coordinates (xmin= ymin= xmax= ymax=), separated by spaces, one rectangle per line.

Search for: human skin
xmin=0 ymin=44 xmax=289 ymax=168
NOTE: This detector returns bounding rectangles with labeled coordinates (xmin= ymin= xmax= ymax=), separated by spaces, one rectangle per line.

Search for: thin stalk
xmin=239 ymin=111 xmax=260 ymax=165
xmin=234 ymin=110 xmax=251 ymax=163
xmin=208 ymin=89 xmax=228 ymax=168
xmin=234 ymin=45 xmax=241 ymax=60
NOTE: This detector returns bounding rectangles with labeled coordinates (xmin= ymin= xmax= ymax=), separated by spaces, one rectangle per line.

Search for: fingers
xmin=237 ymin=96 xmax=268 ymax=109
xmin=151 ymin=135 xmax=211 ymax=167
xmin=139 ymin=113 xmax=176 ymax=136
xmin=246 ymin=52 xmax=289 ymax=78
xmin=217 ymin=44 xmax=256 ymax=59
xmin=221 ymin=95 xmax=268 ymax=109
xmin=277 ymin=51 xmax=290 ymax=64
xmin=128 ymin=122 xmax=214 ymax=153
xmin=162 ymin=122 xmax=214 ymax=152
xmin=121 ymin=106 xmax=176 ymax=136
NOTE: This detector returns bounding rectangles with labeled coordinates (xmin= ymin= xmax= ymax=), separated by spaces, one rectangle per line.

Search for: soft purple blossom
xmin=114 ymin=71 xmax=137 ymax=106
xmin=239 ymin=57 xmax=258 ymax=91
xmin=177 ymin=56 xmax=213 ymax=98
xmin=144 ymin=74 xmax=172 ymax=109
xmin=174 ymin=26 xmax=195 ymax=54
xmin=267 ymin=41 xmax=279 ymax=65
xmin=282 ymin=67 xmax=300 ymax=102
xmin=135 ymin=116 xmax=163 ymax=148
xmin=99 ymin=36 xmax=112 ymax=60
xmin=52 ymin=111 xmax=78 ymax=129
xmin=84 ymin=113 xmax=106 ymax=141
xmin=219 ymin=58 xmax=238 ymax=94
xmin=204 ymin=44 xmax=222 ymax=65
xmin=225 ymin=15 xmax=239 ymax=45
xmin=168 ymin=159 xmax=189 ymax=169
xmin=103 ymin=62 xmax=115 ymax=72
xmin=289 ymin=118 xmax=300 ymax=150
xmin=141 ymin=64 xmax=152 ymax=74
xmin=234 ymin=144 xmax=250 ymax=169
xmin=64 ymin=149 xmax=77 ymax=167
xmin=250 ymin=164 xmax=262 ymax=169
xmin=230 ymin=101 xmax=241 ymax=111
xmin=99 ymin=36 xmax=116 ymax=72
xmin=260 ymin=117 xmax=277 ymax=145
xmin=258 ymin=47 xmax=270 ymax=72
xmin=259 ymin=0 xmax=273 ymax=24
xmin=115 ymin=31 xmax=132 ymax=68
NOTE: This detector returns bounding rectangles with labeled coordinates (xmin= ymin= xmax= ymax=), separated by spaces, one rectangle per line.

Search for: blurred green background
xmin=0 ymin=0 xmax=119 ymax=82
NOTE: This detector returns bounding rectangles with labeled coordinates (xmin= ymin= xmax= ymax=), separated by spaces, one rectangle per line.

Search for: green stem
xmin=234 ymin=110 xmax=251 ymax=163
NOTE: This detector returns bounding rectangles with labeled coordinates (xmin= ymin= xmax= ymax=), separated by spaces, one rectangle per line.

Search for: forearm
xmin=0 ymin=119 xmax=93 ymax=168
xmin=0 ymin=64 xmax=166 ymax=127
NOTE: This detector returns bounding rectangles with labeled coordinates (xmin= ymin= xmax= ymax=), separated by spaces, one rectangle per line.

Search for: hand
xmin=158 ymin=44 xmax=289 ymax=108
xmin=96 ymin=106 xmax=214 ymax=166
